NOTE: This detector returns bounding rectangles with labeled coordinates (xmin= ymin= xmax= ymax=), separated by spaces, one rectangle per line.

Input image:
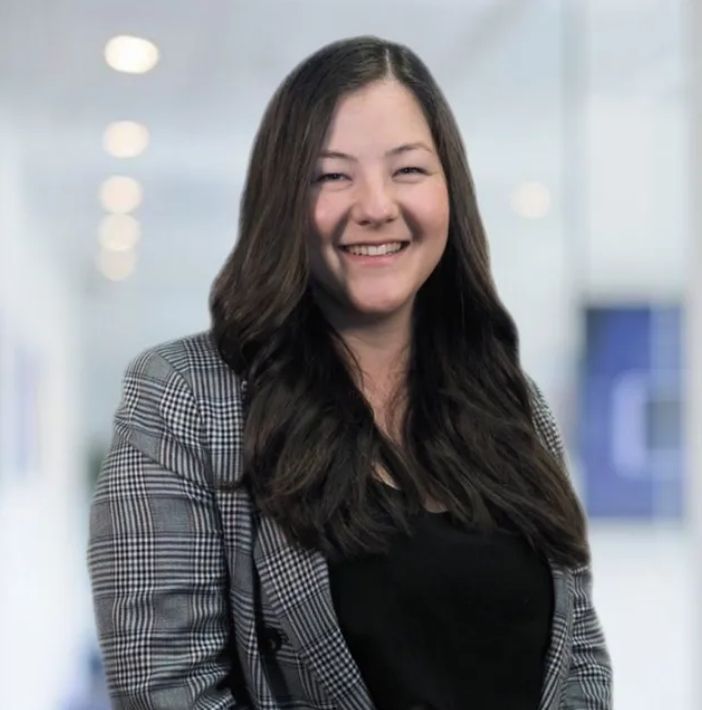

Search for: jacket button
xmin=261 ymin=626 xmax=286 ymax=653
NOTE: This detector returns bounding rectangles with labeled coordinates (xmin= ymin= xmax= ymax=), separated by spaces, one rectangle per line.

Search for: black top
xmin=327 ymin=485 xmax=554 ymax=710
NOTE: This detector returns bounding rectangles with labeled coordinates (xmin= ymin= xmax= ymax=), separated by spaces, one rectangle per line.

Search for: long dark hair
xmin=209 ymin=35 xmax=589 ymax=568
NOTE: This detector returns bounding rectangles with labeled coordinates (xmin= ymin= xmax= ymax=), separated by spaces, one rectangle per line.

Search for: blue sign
xmin=579 ymin=306 xmax=683 ymax=519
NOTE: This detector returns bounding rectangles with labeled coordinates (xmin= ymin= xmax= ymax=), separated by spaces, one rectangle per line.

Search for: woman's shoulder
xmin=121 ymin=329 xmax=246 ymax=424
xmin=126 ymin=329 xmax=241 ymax=387
xmin=127 ymin=329 xmax=228 ymax=373
xmin=522 ymin=371 xmax=566 ymax=466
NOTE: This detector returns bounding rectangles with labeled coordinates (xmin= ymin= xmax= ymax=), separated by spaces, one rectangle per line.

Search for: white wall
xmin=0 ymin=114 xmax=88 ymax=710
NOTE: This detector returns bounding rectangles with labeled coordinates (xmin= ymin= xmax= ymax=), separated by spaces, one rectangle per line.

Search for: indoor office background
xmin=0 ymin=1 xmax=700 ymax=708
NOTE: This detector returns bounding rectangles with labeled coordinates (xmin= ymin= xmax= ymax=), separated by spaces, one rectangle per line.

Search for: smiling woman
xmin=308 ymin=80 xmax=450 ymax=345
xmin=87 ymin=35 xmax=613 ymax=710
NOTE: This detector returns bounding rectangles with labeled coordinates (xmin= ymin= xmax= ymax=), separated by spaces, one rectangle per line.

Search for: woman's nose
xmin=350 ymin=177 xmax=399 ymax=227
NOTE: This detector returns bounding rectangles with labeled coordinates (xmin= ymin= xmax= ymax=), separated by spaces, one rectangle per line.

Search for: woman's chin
xmin=346 ymin=295 xmax=413 ymax=321
xmin=312 ymin=282 xmax=415 ymax=325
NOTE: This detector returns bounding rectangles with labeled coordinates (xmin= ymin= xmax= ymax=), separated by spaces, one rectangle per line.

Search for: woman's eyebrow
xmin=318 ymin=142 xmax=434 ymax=161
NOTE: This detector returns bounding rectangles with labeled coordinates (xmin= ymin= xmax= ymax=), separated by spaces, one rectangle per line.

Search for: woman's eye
xmin=313 ymin=167 xmax=426 ymax=184
xmin=315 ymin=172 xmax=346 ymax=183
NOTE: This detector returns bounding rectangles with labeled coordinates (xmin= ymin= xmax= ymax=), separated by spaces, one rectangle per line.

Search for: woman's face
xmin=308 ymin=78 xmax=450 ymax=328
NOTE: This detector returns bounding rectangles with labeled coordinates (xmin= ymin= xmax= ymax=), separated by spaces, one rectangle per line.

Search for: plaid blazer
xmin=87 ymin=330 xmax=613 ymax=710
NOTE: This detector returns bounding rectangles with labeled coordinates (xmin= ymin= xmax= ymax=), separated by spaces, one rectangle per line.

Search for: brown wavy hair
xmin=209 ymin=35 xmax=590 ymax=568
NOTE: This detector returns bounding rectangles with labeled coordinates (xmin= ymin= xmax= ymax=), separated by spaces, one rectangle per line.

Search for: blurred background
xmin=0 ymin=0 xmax=700 ymax=707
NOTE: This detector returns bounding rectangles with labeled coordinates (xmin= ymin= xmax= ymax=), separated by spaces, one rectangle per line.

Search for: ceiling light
xmin=104 ymin=35 xmax=159 ymax=74
xmin=98 ymin=214 xmax=141 ymax=251
xmin=97 ymin=246 xmax=137 ymax=282
xmin=103 ymin=121 xmax=149 ymax=158
xmin=510 ymin=181 xmax=552 ymax=220
xmin=99 ymin=175 xmax=143 ymax=213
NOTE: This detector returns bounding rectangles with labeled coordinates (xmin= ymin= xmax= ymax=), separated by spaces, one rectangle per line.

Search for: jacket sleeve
xmin=526 ymin=375 xmax=614 ymax=709
xmin=87 ymin=349 xmax=251 ymax=709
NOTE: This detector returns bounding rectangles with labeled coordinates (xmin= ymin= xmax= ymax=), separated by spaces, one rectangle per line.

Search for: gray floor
xmin=589 ymin=521 xmax=695 ymax=709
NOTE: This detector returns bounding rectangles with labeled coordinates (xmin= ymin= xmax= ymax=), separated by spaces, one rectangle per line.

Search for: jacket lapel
xmin=253 ymin=513 xmax=374 ymax=710
xmin=252 ymin=500 xmax=573 ymax=710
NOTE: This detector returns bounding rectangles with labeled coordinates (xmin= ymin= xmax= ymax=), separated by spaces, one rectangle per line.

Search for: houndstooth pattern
xmin=87 ymin=330 xmax=612 ymax=709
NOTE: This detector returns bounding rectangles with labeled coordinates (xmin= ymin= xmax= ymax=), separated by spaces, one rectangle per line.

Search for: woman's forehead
xmin=319 ymin=82 xmax=435 ymax=156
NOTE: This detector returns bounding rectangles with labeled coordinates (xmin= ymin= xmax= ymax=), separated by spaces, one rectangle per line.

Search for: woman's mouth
xmin=339 ymin=241 xmax=410 ymax=264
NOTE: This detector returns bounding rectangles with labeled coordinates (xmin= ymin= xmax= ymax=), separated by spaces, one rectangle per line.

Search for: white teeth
xmin=344 ymin=242 xmax=405 ymax=256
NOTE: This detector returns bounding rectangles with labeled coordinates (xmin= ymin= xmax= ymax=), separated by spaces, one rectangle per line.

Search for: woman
xmin=87 ymin=36 xmax=612 ymax=709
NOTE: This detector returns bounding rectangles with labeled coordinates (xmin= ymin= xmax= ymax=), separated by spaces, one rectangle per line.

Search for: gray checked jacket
xmin=87 ymin=330 xmax=613 ymax=709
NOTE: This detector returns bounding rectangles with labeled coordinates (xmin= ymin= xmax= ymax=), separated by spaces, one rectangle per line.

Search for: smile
xmin=340 ymin=241 xmax=410 ymax=257
xmin=341 ymin=242 xmax=410 ymax=266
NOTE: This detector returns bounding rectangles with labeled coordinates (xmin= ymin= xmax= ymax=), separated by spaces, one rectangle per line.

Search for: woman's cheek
xmin=312 ymin=190 xmax=343 ymax=229
xmin=424 ymin=184 xmax=450 ymax=234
